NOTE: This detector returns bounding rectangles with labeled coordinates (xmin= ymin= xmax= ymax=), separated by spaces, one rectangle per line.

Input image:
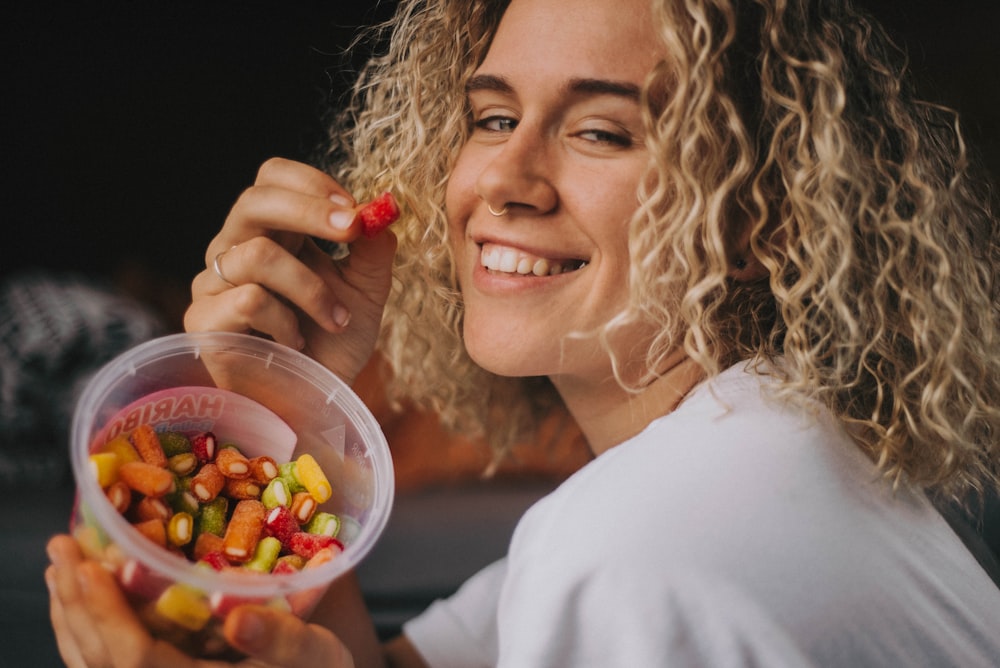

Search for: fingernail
xmin=46 ymin=541 xmax=65 ymax=567
xmin=329 ymin=193 xmax=353 ymax=207
xmin=333 ymin=305 xmax=351 ymax=328
xmin=329 ymin=210 xmax=355 ymax=230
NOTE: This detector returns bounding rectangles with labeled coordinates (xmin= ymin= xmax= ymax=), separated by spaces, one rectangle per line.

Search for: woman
xmin=47 ymin=0 xmax=1000 ymax=665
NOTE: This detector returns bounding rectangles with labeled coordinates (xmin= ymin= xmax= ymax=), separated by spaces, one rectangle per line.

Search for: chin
xmin=464 ymin=331 xmax=548 ymax=379
xmin=467 ymin=349 xmax=533 ymax=379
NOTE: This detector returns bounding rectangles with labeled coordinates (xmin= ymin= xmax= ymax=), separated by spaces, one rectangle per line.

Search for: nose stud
xmin=488 ymin=203 xmax=509 ymax=217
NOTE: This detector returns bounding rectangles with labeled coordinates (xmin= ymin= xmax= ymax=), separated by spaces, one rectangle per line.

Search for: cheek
xmin=445 ymin=149 xmax=480 ymax=227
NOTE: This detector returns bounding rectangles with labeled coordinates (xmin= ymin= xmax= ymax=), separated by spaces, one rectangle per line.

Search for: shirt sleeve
xmin=402 ymin=558 xmax=506 ymax=668
xmin=496 ymin=559 xmax=816 ymax=667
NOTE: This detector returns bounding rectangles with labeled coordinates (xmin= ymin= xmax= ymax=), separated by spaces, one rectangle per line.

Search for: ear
xmin=722 ymin=197 xmax=779 ymax=282
xmin=727 ymin=252 xmax=769 ymax=281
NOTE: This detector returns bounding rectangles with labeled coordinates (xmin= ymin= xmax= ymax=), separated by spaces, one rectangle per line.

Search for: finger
xmin=224 ymin=606 xmax=355 ymax=668
xmin=185 ymin=285 xmax=309 ymax=350
xmin=194 ymin=238 xmax=350 ymax=333
xmin=46 ymin=535 xmax=116 ymax=666
xmin=76 ymin=561 xmax=200 ymax=668
xmin=46 ymin=566 xmax=89 ymax=668
xmin=220 ymin=185 xmax=358 ymax=245
xmin=74 ymin=561 xmax=153 ymax=665
xmin=254 ymin=157 xmax=355 ymax=205
xmin=204 ymin=158 xmax=359 ymax=271
xmin=315 ymin=230 xmax=398 ymax=306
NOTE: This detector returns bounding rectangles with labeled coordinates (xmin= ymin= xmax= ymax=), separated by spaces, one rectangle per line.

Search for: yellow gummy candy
xmin=155 ymin=584 xmax=211 ymax=631
xmin=167 ymin=512 xmax=194 ymax=547
xmin=88 ymin=452 xmax=120 ymax=488
xmin=295 ymin=454 xmax=332 ymax=503
xmin=101 ymin=434 xmax=142 ymax=465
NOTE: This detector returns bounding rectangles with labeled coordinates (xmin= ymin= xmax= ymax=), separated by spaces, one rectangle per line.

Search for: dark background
xmin=3 ymin=1 xmax=999 ymax=329
xmin=2 ymin=0 xmax=399 ymax=327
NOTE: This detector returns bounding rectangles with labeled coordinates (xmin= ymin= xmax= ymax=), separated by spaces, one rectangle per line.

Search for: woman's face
xmin=446 ymin=0 xmax=662 ymax=386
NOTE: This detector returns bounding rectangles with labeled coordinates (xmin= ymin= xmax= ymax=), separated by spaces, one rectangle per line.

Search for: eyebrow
xmin=466 ymin=74 xmax=641 ymax=101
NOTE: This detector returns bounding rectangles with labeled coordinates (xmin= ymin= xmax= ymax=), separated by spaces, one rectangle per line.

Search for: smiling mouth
xmin=480 ymin=243 xmax=588 ymax=276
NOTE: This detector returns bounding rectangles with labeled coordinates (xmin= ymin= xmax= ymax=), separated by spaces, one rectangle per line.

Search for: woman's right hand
xmin=184 ymin=157 xmax=397 ymax=386
xmin=46 ymin=534 xmax=358 ymax=668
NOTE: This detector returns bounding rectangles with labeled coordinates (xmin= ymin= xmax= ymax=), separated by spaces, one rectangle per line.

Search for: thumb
xmin=224 ymin=605 xmax=355 ymax=667
xmin=334 ymin=230 xmax=398 ymax=307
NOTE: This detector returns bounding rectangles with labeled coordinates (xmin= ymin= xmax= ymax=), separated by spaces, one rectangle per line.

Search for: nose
xmin=475 ymin=123 xmax=558 ymax=216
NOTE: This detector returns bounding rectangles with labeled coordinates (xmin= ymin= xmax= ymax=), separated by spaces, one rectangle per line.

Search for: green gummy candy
xmin=168 ymin=478 xmax=200 ymax=516
xmin=197 ymin=496 xmax=228 ymax=537
xmin=245 ymin=536 xmax=282 ymax=573
xmin=304 ymin=511 xmax=341 ymax=538
xmin=278 ymin=462 xmax=306 ymax=493
xmin=158 ymin=431 xmax=192 ymax=457
xmin=261 ymin=478 xmax=291 ymax=509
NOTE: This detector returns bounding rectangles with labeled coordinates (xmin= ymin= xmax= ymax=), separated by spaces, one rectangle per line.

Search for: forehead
xmin=479 ymin=0 xmax=661 ymax=83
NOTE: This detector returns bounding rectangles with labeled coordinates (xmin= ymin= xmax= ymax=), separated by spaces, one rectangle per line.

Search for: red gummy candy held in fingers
xmin=356 ymin=191 xmax=400 ymax=238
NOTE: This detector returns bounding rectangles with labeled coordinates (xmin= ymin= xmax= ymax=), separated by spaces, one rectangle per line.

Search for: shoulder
xmin=503 ymin=365 xmax=921 ymax=632
xmin=491 ymin=366 xmax=1000 ymax=666
xmin=511 ymin=363 xmax=866 ymax=562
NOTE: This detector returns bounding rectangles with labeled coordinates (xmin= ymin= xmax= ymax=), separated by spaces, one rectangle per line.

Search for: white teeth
xmin=480 ymin=243 xmax=583 ymax=276
xmin=499 ymin=248 xmax=518 ymax=273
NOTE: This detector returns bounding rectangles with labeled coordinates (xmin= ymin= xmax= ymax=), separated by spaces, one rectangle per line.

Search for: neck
xmin=552 ymin=351 xmax=705 ymax=456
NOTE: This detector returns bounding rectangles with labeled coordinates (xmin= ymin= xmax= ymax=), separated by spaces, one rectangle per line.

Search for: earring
xmin=488 ymin=203 xmax=509 ymax=217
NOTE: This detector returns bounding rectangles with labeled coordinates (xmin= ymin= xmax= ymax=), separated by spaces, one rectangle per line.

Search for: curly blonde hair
xmin=322 ymin=0 xmax=1000 ymax=500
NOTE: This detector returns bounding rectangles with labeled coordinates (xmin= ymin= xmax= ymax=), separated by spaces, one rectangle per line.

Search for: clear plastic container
xmin=69 ymin=332 xmax=394 ymax=657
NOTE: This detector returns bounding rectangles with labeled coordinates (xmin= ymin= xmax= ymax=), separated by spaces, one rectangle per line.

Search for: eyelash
xmin=472 ymin=114 xmax=633 ymax=148
xmin=578 ymin=129 xmax=633 ymax=148
xmin=473 ymin=115 xmax=517 ymax=133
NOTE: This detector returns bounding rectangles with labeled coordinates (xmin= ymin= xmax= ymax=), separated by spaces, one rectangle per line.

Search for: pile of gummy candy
xmin=79 ymin=423 xmax=350 ymax=650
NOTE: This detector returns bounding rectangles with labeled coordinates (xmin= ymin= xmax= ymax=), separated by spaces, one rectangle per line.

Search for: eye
xmin=473 ymin=115 xmax=518 ymax=133
xmin=577 ymin=127 xmax=633 ymax=148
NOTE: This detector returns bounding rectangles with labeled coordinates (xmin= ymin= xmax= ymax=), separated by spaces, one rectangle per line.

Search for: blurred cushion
xmin=0 ymin=271 xmax=164 ymax=487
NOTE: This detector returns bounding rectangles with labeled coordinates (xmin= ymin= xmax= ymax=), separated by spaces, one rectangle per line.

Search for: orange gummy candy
xmin=118 ymin=461 xmax=175 ymax=498
xmin=222 ymin=499 xmax=266 ymax=563
xmin=134 ymin=518 xmax=167 ymax=548
xmin=135 ymin=496 xmax=173 ymax=523
xmin=290 ymin=491 xmax=317 ymax=524
xmin=216 ymin=448 xmax=251 ymax=479
xmin=105 ymin=480 xmax=132 ymax=514
xmin=191 ymin=463 xmax=225 ymax=502
xmin=223 ymin=477 xmax=262 ymax=500
xmin=248 ymin=456 xmax=279 ymax=483
xmin=130 ymin=424 xmax=168 ymax=468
